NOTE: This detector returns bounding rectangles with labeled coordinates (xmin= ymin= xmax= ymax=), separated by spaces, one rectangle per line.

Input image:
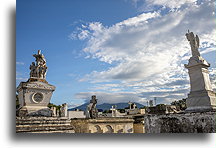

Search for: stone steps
xmin=16 ymin=117 xmax=75 ymax=133
xmin=24 ymin=130 xmax=75 ymax=133
xmin=16 ymin=120 xmax=71 ymax=125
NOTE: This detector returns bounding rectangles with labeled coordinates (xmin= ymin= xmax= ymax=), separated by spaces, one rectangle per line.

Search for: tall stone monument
xmin=185 ymin=31 xmax=216 ymax=112
xmin=16 ymin=50 xmax=56 ymax=116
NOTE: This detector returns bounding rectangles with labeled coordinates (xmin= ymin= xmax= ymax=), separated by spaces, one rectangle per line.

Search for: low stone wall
xmin=71 ymin=117 xmax=134 ymax=133
xmin=144 ymin=112 xmax=216 ymax=133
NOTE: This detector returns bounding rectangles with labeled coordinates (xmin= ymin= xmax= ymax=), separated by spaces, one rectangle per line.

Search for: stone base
xmin=186 ymin=90 xmax=216 ymax=112
xmin=17 ymin=106 xmax=52 ymax=117
xmin=27 ymin=77 xmax=48 ymax=83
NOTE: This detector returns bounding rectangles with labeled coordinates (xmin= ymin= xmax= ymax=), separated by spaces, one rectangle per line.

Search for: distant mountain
xmin=68 ymin=102 xmax=144 ymax=111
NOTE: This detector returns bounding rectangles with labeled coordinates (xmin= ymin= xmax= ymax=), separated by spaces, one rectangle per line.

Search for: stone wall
xmin=71 ymin=117 xmax=134 ymax=133
xmin=144 ymin=112 xmax=216 ymax=133
xmin=70 ymin=119 xmax=89 ymax=133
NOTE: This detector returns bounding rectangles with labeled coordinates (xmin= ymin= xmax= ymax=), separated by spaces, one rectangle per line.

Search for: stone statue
xmin=29 ymin=50 xmax=47 ymax=79
xmin=33 ymin=50 xmax=46 ymax=66
xmin=86 ymin=95 xmax=98 ymax=119
xmin=185 ymin=30 xmax=200 ymax=57
xmin=29 ymin=62 xmax=37 ymax=77
xmin=60 ymin=103 xmax=68 ymax=117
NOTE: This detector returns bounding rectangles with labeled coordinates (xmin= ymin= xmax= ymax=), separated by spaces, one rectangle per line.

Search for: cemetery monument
xmin=185 ymin=31 xmax=216 ymax=112
xmin=16 ymin=50 xmax=56 ymax=116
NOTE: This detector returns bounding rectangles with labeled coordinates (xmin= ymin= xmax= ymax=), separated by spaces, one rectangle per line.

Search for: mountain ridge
xmin=68 ymin=102 xmax=144 ymax=111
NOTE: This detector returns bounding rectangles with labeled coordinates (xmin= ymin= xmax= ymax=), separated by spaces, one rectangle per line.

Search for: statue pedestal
xmin=185 ymin=56 xmax=216 ymax=112
xmin=17 ymin=81 xmax=55 ymax=116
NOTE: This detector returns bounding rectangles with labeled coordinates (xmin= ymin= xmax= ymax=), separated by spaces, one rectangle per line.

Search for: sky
xmin=16 ymin=0 xmax=216 ymax=108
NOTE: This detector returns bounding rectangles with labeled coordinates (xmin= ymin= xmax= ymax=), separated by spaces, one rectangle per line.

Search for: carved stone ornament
xmin=32 ymin=92 xmax=44 ymax=103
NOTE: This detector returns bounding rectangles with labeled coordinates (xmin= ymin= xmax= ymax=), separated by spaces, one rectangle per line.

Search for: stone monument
xmin=185 ymin=31 xmax=216 ymax=112
xmin=86 ymin=95 xmax=98 ymax=119
xmin=16 ymin=50 xmax=56 ymax=116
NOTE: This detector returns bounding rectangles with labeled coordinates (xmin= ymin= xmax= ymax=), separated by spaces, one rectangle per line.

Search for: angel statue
xmin=185 ymin=30 xmax=200 ymax=57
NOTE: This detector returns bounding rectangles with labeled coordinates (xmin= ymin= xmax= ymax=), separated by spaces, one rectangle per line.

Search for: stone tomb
xmin=17 ymin=50 xmax=55 ymax=116
xmin=17 ymin=81 xmax=55 ymax=116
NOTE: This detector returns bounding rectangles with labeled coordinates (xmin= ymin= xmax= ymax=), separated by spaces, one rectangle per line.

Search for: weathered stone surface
xmin=18 ymin=107 xmax=52 ymax=117
xmin=144 ymin=112 xmax=216 ymax=133
xmin=16 ymin=117 xmax=75 ymax=133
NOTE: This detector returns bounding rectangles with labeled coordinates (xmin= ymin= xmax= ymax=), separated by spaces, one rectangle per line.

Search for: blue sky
xmin=16 ymin=0 xmax=216 ymax=108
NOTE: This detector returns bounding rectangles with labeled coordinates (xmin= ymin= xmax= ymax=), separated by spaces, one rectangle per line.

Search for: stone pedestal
xmin=17 ymin=81 xmax=55 ymax=116
xmin=185 ymin=56 xmax=216 ymax=112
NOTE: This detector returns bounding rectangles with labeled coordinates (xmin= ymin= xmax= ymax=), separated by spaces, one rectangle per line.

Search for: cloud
xmin=209 ymin=68 xmax=216 ymax=91
xmin=131 ymin=0 xmax=198 ymax=12
xmin=16 ymin=62 xmax=24 ymax=65
xmin=71 ymin=0 xmax=215 ymax=104
xmin=74 ymin=92 xmax=147 ymax=104
xmin=16 ymin=77 xmax=28 ymax=81
xmin=146 ymin=0 xmax=198 ymax=9
xmin=74 ymin=89 xmax=188 ymax=105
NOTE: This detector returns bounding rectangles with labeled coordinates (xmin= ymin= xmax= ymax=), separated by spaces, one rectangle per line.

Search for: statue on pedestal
xmin=16 ymin=50 xmax=55 ymax=117
xmin=86 ymin=95 xmax=98 ymax=119
xmin=184 ymin=31 xmax=216 ymax=112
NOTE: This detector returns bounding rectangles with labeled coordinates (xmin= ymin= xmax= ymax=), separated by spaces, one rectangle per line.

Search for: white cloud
xmin=71 ymin=0 xmax=216 ymax=104
xmin=16 ymin=77 xmax=28 ymax=81
xmin=209 ymin=68 xmax=216 ymax=91
xmin=116 ymin=11 xmax=160 ymax=26
xmin=130 ymin=0 xmax=199 ymax=13
xmin=16 ymin=62 xmax=24 ymax=65
xmin=146 ymin=0 xmax=197 ymax=9
xmin=74 ymin=89 xmax=188 ymax=105
xmin=74 ymin=92 xmax=147 ymax=104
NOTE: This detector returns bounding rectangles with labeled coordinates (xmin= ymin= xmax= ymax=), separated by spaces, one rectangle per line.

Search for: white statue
xmin=185 ymin=30 xmax=200 ymax=57
xmin=60 ymin=103 xmax=68 ymax=117
xmin=30 ymin=50 xmax=47 ymax=79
